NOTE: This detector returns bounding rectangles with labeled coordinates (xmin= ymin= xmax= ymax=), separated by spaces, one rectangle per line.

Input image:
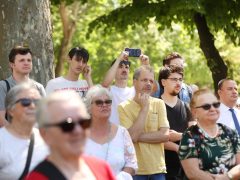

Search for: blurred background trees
xmin=1 ymin=0 xmax=240 ymax=90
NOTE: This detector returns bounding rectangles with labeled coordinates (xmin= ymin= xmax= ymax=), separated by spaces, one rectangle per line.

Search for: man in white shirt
xmin=45 ymin=47 xmax=93 ymax=97
xmin=102 ymin=50 xmax=149 ymax=125
xmin=217 ymin=78 xmax=240 ymax=133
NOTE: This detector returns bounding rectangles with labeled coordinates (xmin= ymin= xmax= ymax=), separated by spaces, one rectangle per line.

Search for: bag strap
xmin=3 ymin=79 xmax=10 ymax=93
xmin=19 ymin=133 xmax=35 ymax=180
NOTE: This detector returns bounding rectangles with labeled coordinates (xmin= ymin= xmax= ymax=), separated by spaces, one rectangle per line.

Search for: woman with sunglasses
xmin=27 ymin=90 xmax=115 ymax=180
xmin=84 ymin=85 xmax=137 ymax=180
xmin=178 ymin=89 xmax=240 ymax=180
xmin=0 ymin=82 xmax=48 ymax=180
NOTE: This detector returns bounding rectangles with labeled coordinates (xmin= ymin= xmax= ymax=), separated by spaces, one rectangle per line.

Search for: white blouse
xmin=85 ymin=125 xmax=137 ymax=177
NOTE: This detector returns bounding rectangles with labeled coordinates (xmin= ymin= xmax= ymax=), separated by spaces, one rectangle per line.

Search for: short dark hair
xmin=68 ymin=47 xmax=89 ymax=63
xmin=9 ymin=46 xmax=32 ymax=63
xmin=163 ymin=52 xmax=183 ymax=66
xmin=158 ymin=65 xmax=184 ymax=88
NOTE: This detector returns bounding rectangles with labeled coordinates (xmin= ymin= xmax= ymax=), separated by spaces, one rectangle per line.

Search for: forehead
xmin=221 ymin=80 xmax=237 ymax=89
xmin=139 ymin=70 xmax=154 ymax=79
xmin=48 ymin=100 xmax=86 ymax=123
xmin=169 ymin=58 xmax=184 ymax=66
xmin=168 ymin=72 xmax=183 ymax=78
xmin=14 ymin=53 xmax=32 ymax=60
xmin=17 ymin=88 xmax=40 ymax=99
xmin=196 ymin=93 xmax=217 ymax=104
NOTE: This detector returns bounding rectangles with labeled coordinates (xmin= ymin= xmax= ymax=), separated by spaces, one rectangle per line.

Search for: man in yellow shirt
xmin=118 ymin=65 xmax=169 ymax=180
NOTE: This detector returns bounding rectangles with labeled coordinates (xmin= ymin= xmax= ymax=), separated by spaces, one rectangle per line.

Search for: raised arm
xmin=101 ymin=51 xmax=128 ymax=88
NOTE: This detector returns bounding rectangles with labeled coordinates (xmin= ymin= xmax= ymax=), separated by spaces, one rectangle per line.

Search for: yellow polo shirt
xmin=118 ymin=97 xmax=169 ymax=175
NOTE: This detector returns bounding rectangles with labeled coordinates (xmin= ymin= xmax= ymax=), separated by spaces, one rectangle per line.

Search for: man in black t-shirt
xmin=158 ymin=65 xmax=194 ymax=180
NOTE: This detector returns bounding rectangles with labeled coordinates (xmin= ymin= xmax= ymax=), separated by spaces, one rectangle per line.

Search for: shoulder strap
xmin=19 ymin=133 xmax=35 ymax=180
xmin=189 ymin=125 xmax=202 ymax=155
xmin=3 ymin=79 xmax=10 ymax=92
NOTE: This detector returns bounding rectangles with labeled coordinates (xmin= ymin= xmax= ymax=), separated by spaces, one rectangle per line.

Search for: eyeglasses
xmin=43 ymin=117 xmax=91 ymax=133
xmin=167 ymin=78 xmax=183 ymax=83
xmin=93 ymin=99 xmax=112 ymax=107
xmin=195 ymin=102 xmax=221 ymax=110
xmin=15 ymin=98 xmax=39 ymax=107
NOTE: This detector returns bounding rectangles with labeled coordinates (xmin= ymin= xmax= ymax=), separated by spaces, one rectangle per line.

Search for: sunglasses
xmin=15 ymin=98 xmax=39 ymax=107
xmin=195 ymin=102 xmax=221 ymax=110
xmin=94 ymin=99 xmax=112 ymax=106
xmin=44 ymin=117 xmax=91 ymax=133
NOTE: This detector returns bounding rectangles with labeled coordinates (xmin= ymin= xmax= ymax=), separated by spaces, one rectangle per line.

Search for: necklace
xmin=104 ymin=122 xmax=111 ymax=162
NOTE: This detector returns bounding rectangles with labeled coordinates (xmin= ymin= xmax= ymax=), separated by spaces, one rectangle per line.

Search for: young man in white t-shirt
xmin=46 ymin=47 xmax=93 ymax=97
xmin=102 ymin=50 xmax=149 ymax=125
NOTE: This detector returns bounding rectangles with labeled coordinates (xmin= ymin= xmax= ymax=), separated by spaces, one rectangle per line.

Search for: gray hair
xmin=36 ymin=90 xmax=89 ymax=128
xmin=5 ymin=82 xmax=39 ymax=122
xmin=84 ymin=84 xmax=112 ymax=114
xmin=133 ymin=65 xmax=154 ymax=80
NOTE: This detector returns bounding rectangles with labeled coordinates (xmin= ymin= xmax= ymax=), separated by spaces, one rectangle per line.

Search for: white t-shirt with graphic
xmin=45 ymin=76 xmax=89 ymax=97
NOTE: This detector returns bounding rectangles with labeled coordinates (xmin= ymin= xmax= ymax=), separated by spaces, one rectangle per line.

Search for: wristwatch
xmin=227 ymin=172 xmax=233 ymax=180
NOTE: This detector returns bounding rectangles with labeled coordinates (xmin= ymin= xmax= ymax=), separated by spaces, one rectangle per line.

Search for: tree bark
xmin=54 ymin=1 xmax=81 ymax=77
xmin=0 ymin=0 xmax=54 ymax=86
xmin=194 ymin=13 xmax=228 ymax=92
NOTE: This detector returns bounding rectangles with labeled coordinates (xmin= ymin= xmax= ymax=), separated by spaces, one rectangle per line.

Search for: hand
xmin=169 ymin=129 xmax=182 ymax=142
xmin=139 ymin=54 xmax=150 ymax=65
xmin=137 ymin=93 xmax=150 ymax=110
xmin=117 ymin=51 xmax=129 ymax=61
xmin=211 ymin=174 xmax=229 ymax=180
xmin=83 ymin=65 xmax=91 ymax=79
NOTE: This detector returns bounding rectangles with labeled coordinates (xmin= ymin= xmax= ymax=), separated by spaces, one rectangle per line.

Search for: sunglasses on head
xmin=94 ymin=99 xmax=112 ymax=106
xmin=195 ymin=102 xmax=220 ymax=110
xmin=44 ymin=117 xmax=91 ymax=133
xmin=15 ymin=98 xmax=39 ymax=107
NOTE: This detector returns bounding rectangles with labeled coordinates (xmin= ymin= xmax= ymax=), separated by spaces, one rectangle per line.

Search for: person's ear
xmin=9 ymin=62 xmax=15 ymax=69
xmin=161 ymin=79 xmax=167 ymax=88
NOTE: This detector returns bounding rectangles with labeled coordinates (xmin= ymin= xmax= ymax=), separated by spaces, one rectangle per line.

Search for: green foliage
xmin=51 ymin=0 xmax=240 ymax=90
xmin=88 ymin=0 xmax=240 ymax=46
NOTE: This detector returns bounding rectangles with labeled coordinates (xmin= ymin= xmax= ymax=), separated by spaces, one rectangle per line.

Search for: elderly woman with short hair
xmin=179 ymin=89 xmax=240 ymax=180
xmin=84 ymin=85 xmax=137 ymax=180
xmin=0 ymin=82 xmax=48 ymax=179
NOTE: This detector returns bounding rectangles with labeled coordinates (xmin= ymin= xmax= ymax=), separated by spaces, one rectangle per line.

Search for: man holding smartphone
xmin=102 ymin=49 xmax=149 ymax=125
xmin=45 ymin=47 xmax=93 ymax=97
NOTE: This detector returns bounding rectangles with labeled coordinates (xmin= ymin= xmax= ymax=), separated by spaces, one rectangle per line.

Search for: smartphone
xmin=125 ymin=48 xmax=141 ymax=57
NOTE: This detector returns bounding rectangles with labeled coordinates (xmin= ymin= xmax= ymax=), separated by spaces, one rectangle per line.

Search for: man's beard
xmin=170 ymin=90 xmax=180 ymax=96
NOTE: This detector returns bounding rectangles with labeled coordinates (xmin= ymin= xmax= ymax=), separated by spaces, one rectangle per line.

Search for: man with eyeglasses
xmin=45 ymin=47 xmax=93 ymax=97
xmin=217 ymin=78 xmax=240 ymax=134
xmin=158 ymin=65 xmax=194 ymax=179
xmin=102 ymin=50 xmax=149 ymax=125
xmin=118 ymin=66 xmax=169 ymax=180
xmin=27 ymin=91 xmax=115 ymax=179
xmin=152 ymin=52 xmax=193 ymax=103
xmin=0 ymin=46 xmax=45 ymax=127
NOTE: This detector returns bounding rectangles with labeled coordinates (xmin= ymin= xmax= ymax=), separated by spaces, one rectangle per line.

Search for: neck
xmin=115 ymin=79 xmax=128 ymax=88
xmin=197 ymin=121 xmax=218 ymax=136
xmin=65 ymin=70 xmax=79 ymax=81
xmin=6 ymin=121 xmax=33 ymax=139
xmin=222 ymin=101 xmax=236 ymax=109
xmin=91 ymin=117 xmax=110 ymax=132
xmin=12 ymin=72 xmax=30 ymax=83
xmin=161 ymin=93 xmax=178 ymax=106
xmin=48 ymin=152 xmax=82 ymax=171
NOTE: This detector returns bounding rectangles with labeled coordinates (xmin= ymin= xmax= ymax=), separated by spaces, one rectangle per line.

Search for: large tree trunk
xmin=194 ymin=13 xmax=228 ymax=92
xmin=55 ymin=1 xmax=83 ymax=77
xmin=0 ymin=0 xmax=54 ymax=86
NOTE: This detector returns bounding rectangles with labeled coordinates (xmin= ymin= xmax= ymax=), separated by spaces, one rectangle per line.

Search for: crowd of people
xmin=0 ymin=45 xmax=240 ymax=180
